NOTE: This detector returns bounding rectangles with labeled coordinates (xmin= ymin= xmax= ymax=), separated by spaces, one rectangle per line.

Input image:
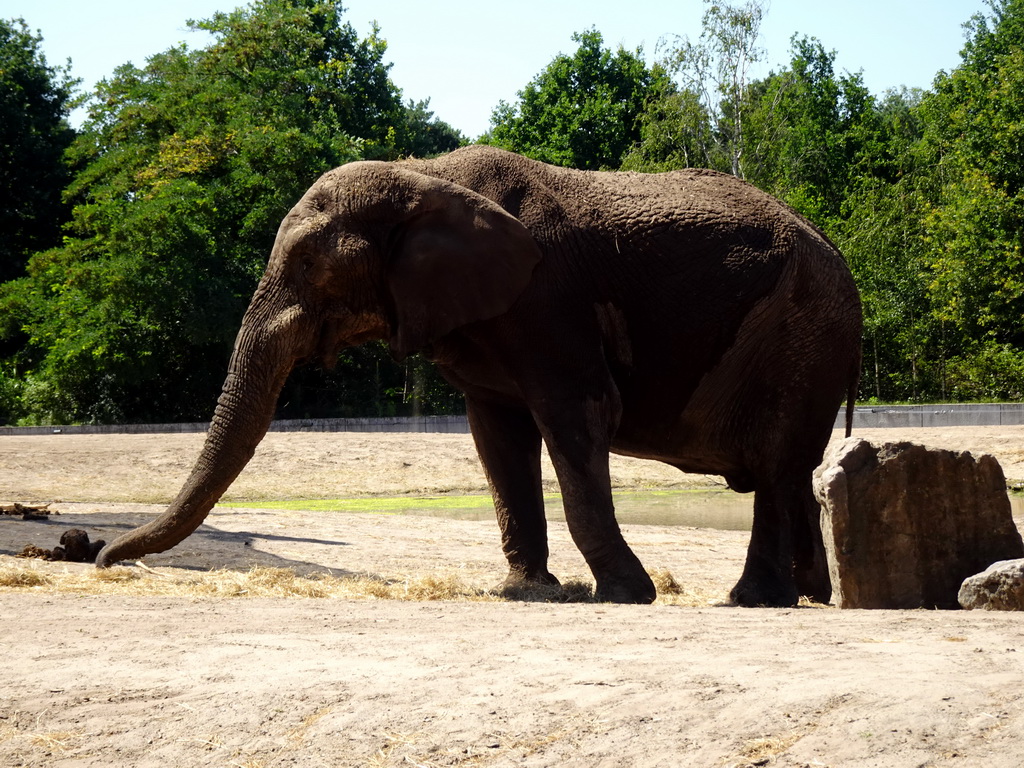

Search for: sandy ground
xmin=1 ymin=425 xmax=1024 ymax=767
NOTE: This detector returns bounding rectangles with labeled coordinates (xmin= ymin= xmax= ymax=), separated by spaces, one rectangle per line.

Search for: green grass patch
xmin=217 ymin=488 xmax=733 ymax=515
xmin=219 ymin=494 xmax=543 ymax=514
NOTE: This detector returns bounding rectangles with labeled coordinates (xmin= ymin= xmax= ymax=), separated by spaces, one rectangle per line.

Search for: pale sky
xmin=12 ymin=0 xmax=990 ymax=138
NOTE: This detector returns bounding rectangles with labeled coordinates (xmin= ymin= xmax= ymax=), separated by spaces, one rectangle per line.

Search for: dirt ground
xmin=1 ymin=425 xmax=1024 ymax=767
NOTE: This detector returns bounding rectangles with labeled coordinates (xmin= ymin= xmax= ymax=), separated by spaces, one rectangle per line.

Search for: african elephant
xmin=96 ymin=145 xmax=862 ymax=606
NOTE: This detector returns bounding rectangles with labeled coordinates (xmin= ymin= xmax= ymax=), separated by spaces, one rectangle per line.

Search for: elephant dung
xmin=60 ymin=528 xmax=106 ymax=563
xmin=16 ymin=528 xmax=106 ymax=563
xmin=812 ymin=438 xmax=1024 ymax=609
xmin=959 ymin=559 xmax=1024 ymax=610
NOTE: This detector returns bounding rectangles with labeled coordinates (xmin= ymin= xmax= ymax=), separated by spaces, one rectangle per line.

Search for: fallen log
xmin=1 ymin=503 xmax=55 ymax=520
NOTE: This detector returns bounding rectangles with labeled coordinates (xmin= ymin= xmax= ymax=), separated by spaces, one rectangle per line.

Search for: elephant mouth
xmin=314 ymin=312 xmax=388 ymax=369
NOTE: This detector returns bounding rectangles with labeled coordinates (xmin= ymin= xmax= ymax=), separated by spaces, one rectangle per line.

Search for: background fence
xmin=836 ymin=403 xmax=1024 ymax=429
xmin=2 ymin=405 xmax=1022 ymax=436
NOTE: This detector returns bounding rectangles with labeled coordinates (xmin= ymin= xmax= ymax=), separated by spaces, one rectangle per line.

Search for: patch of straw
xmin=0 ymin=560 xmax=730 ymax=607
xmin=30 ymin=730 xmax=85 ymax=753
xmin=286 ymin=706 xmax=334 ymax=743
xmin=648 ymin=567 xmax=726 ymax=607
xmin=92 ymin=566 xmax=143 ymax=583
xmin=729 ymin=730 xmax=806 ymax=766
xmin=0 ymin=567 xmax=52 ymax=588
xmin=0 ymin=562 xmax=594 ymax=603
xmin=650 ymin=568 xmax=684 ymax=595
xmin=0 ymin=717 xmax=85 ymax=760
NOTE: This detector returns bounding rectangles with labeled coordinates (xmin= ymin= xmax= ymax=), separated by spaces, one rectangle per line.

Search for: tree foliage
xmin=656 ymin=0 xmax=766 ymax=177
xmin=0 ymin=18 xmax=78 ymax=284
xmin=746 ymin=37 xmax=876 ymax=224
xmin=831 ymin=90 xmax=940 ymax=401
xmin=824 ymin=0 xmax=1024 ymax=402
xmin=402 ymin=98 xmax=465 ymax=158
xmin=485 ymin=29 xmax=670 ymax=170
xmin=907 ymin=0 xmax=1024 ymax=400
xmin=3 ymin=0 xmax=1024 ymax=424
xmin=628 ymin=0 xmax=1024 ymax=402
xmin=922 ymin=2 xmax=1024 ymax=348
xmin=0 ymin=0 xmax=458 ymax=424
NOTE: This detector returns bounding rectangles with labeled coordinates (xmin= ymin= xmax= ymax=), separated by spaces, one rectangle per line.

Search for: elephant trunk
xmin=95 ymin=298 xmax=312 ymax=567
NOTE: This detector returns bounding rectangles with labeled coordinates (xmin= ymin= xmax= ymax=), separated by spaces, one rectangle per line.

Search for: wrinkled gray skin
xmin=97 ymin=146 xmax=862 ymax=607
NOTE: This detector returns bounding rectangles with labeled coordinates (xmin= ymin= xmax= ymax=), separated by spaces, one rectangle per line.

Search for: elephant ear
xmin=386 ymin=175 xmax=542 ymax=359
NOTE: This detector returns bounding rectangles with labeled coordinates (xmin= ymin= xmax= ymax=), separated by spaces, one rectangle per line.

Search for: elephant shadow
xmin=0 ymin=510 xmax=355 ymax=577
xmin=2 ymin=508 xmax=608 ymax=603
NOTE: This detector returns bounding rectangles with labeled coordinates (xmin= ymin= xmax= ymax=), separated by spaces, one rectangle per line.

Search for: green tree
xmin=632 ymin=21 xmax=878 ymax=227
xmin=831 ymin=0 xmax=1024 ymax=403
xmin=485 ymin=29 xmax=670 ymax=170
xmin=745 ymin=37 xmax=878 ymax=225
xmin=0 ymin=0 xmax=426 ymax=424
xmin=832 ymin=89 xmax=941 ymax=401
xmin=0 ymin=18 xmax=78 ymax=284
xmin=915 ymin=0 xmax=1024 ymax=398
xmin=633 ymin=0 xmax=766 ymax=176
xmin=401 ymin=98 xmax=465 ymax=158
xmin=620 ymin=86 xmax=714 ymax=172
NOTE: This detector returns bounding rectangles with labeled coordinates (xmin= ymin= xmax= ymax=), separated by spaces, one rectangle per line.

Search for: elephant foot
xmin=594 ymin=570 xmax=657 ymax=604
xmin=585 ymin=546 xmax=657 ymax=604
xmin=495 ymin=567 xmax=560 ymax=597
xmin=729 ymin=569 xmax=799 ymax=608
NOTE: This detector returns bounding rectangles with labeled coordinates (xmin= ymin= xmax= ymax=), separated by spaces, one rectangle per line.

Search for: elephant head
xmin=95 ymin=161 xmax=542 ymax=567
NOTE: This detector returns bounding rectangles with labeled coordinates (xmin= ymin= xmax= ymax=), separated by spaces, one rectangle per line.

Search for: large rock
xmin=813 ymin=438 xmax=1024 ymax=609
xmin=959 ymin=559 xmax=1024 ymax=610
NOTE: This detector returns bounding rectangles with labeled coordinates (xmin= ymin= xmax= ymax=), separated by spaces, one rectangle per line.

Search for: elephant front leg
xmin=466 ymin=397 xmax=559 ymax=590
xmin=534 ymin=397 xmax=656 ymax=605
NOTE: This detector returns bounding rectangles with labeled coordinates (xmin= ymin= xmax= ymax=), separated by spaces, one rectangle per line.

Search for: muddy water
xmin=602 ymin=490 xmax=754 ymax=530
xmin=390 ymin=490 xmax=753 ymax=530
xmin=402 ymin=491 xmax=1024 ymax=533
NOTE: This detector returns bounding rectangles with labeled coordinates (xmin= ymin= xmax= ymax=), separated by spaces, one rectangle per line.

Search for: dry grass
xmin=0 ymin=560 xmax=719 ymax=606
xmin=726 ymin=730 xmax=808 ymax=767
xmin=287 ymin=707 xmax=334 ymax=744
xmin=0 ymin=562 xmax=496 ymax=601
xmin=0 ymin=710 xmax=86 ymax=763
xmin=29 ymin=730 xmax=85 ymax=752
xmin=0 ymin=568 xmax=51 ymax=588
xmin=649 ymin=566 xmax=729 ymax=606
xmin=359 ymin=712 xmax=602 ymax=768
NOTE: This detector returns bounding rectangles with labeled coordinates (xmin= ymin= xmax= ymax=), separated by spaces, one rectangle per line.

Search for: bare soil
xmin=2 ymin=426 xmax=1023 ymax=767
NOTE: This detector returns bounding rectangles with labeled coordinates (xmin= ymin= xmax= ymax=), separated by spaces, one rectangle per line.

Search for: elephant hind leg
xmin=730 ymin=472 xmax=831 ymax=607
xmin=790 ymin=482 xmax=831 ymax=604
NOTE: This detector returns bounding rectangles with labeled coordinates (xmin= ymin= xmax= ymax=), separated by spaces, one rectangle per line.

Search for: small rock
xmin=959 ymin=559 xmax=1024 ymax=610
